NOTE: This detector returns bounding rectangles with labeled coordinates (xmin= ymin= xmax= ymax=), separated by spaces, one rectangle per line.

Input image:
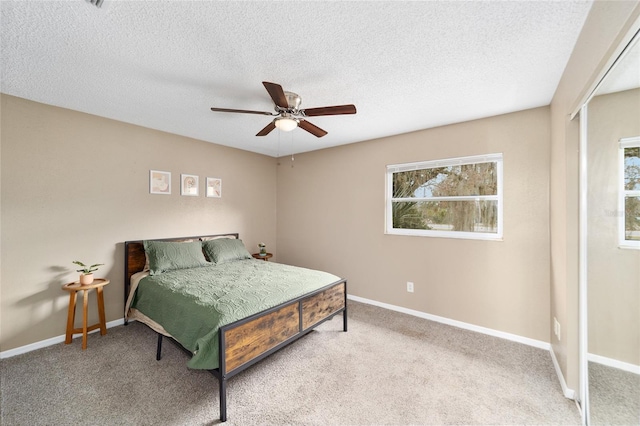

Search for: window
xmin=386 ymin=154 xmax=503 ymax=240
xmin=620 ymin=137 xmax=640 ymax=249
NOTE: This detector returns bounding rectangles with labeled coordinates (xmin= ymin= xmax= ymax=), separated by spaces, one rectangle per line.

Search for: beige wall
xmin=587 ymin=88 xmax=640 ymax=365
xmin=0 ymin=94 xmax=277 ymax=351
xmin=277 ymin=107 xmax=551 ymax=341
xmin=549 ymin=0 xmax=640 ymax=392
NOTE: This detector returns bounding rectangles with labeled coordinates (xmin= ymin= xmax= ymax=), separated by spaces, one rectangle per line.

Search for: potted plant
xmin=73 ymin=261 xmax=104 ymax=285
xmin=258 ymin=243 xmax=267 ymax=256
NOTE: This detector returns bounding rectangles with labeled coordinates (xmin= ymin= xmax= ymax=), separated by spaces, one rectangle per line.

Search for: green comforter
xmin=130 ymin=259 xmax=341 ymax=370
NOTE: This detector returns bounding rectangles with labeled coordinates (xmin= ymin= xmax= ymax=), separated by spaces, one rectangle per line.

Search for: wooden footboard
xmin=215 ymin=279 xmax=347 ymax=422
xmin=220 ymin=281 xmax=346 ymax=376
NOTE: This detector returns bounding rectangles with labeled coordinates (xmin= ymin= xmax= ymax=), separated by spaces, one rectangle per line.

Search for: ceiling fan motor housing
xmin=283 ymin=91 xmax=301 ymax=111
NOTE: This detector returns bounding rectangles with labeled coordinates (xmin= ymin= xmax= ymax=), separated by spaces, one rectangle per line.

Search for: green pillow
xmin=143 ymin=240 xmax=209 ymax=275
xmin=202 ymin=238 xmax=252 ymax=264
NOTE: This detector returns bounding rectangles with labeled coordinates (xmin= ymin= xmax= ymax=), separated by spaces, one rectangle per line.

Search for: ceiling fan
xmin=210 ymin=81 xmax=357 ymax=138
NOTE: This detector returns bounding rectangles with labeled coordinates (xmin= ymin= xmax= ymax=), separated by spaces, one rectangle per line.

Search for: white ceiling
xmin=1 ymin=0 xmax=593 ymax=157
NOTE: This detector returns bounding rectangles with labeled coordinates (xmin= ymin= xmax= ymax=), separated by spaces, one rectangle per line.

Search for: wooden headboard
xmin=123 ymin=233 xmax=239 ymax=305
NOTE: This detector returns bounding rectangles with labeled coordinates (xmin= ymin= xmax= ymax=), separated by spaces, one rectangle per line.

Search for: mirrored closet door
xmin=582 ymin=30 xmax=640 ymax=425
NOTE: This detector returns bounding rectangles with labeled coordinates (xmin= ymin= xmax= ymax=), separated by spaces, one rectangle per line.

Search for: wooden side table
xmin=252 ymin=253 xmax=273 ymax=261
xmin=62 ymin=278 xmax=110 ymax=350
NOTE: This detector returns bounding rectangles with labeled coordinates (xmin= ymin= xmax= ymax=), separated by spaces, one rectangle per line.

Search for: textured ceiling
xmin=1 ymin=1 xmax=593 ymax=157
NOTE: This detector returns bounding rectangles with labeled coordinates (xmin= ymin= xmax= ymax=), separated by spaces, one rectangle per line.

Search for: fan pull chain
xmin=276 ymin=128 xmax=281 ymax=165
xmin=290 ymin=131 xmax=295 ymax=167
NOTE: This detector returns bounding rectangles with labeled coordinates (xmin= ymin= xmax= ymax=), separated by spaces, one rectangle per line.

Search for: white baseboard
xmin=0 ymin=318 xmax=124 ymax=359
xmin=347 ymin=294 xmax=550 ymax=350
xmin=4 ymin=299 xmax=550 ymax=359
xmin=588 ymin=352 xmax=640 ymax=375
xmin=347 ymin=294 xmax=577 ymax=400
xmin=550 ymin=345 xmax=576 ymax=399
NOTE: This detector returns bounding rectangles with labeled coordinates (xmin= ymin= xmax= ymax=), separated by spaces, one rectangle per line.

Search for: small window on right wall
xmin=620 ymin=136 xmax=640 ymax=249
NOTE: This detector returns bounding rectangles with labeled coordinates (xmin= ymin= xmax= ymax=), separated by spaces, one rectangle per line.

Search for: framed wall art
xmin=181 ymin=174 xmax=199 ymax=196
xmin=149 ymin=170 xmax=171 ymax=195
xmin=206 ymin=177 xmax=222 ymax=198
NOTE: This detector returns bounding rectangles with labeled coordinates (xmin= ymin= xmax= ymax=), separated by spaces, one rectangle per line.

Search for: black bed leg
xmin=219 ymin=377 xmax=227 ymax=422
xmin=156 ymin=334 xmax=163 ymax=361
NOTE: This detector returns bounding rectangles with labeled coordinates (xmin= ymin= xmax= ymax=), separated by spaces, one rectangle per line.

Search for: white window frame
xmin=619 ymin=136 xmax=640 ymax=249
xmin=385 ymin=153 xmax=503 ymax=241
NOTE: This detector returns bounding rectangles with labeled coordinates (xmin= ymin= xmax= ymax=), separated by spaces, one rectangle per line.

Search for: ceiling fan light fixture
xmin=274 ymin=116 xmax=298 ymax=132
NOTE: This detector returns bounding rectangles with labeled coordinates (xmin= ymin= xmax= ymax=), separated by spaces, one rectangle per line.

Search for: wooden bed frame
xmin=124 ymin=234 xmax=347 ymax=422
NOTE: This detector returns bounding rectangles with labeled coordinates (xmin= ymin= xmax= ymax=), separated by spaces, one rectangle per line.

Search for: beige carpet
xmin=1 ymin=301 xmax=580 ymax=425
xmin=589 ymin=362 xmax=640 ymax=425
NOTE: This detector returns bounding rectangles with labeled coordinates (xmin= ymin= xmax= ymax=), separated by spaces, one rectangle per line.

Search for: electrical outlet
xmin=407 ymin=281 xmax=414 ymax=293
xmin=553 ymin=317 xmax=561 ymax=341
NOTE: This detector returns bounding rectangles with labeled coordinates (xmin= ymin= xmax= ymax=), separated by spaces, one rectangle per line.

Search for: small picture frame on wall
xmin=181 ymin=174 xmax=199 ymax=196
xmin=206 ymin=177 xmax=222 ymax=198
xmin=150 ymin=170 xmax=171 ymax=195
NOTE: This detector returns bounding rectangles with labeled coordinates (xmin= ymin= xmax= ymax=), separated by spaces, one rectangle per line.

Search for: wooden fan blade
xmin=262 ymin=82 xmax=289 ymax=109
xmin=256 ymin=121 xmax=276 ymax=136
xmin=211 ymin=107 xmax=276 ymax=116
xmin=298 ymin=120 xmax=328 ymax=138
xmin=302 ymin=104 xmax=357 ymax=117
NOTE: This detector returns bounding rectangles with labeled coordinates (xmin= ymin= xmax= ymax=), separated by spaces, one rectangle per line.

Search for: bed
xmin=123 ymin=233 xmax=347 ymax=422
